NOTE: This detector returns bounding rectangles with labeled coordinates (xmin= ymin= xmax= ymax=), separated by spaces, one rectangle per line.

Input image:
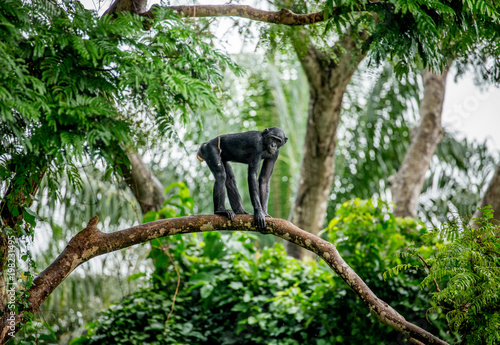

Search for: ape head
xmin=263 ymin=127 xmax=288 ymax=155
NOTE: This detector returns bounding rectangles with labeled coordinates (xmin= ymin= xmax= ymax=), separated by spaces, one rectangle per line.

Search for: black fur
xmin=197 ymin=127 xmax=287 ymax=229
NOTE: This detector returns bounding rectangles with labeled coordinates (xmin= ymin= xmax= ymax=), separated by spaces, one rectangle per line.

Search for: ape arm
xmin=258 ymin=156 xmax=277 ymax=216
xmin=248 ymin=159 xmax=266 ymax=229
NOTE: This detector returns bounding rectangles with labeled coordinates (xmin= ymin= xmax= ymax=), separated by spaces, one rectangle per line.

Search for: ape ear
xmin=263 ymin=128 xmax=269 ymax=135
xmin=284 ymin=137 xmax=288 ymax=143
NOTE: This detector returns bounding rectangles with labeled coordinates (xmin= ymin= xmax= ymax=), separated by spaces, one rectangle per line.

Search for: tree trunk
xmin=389 ymin=68 xmax=449 ymax=218
xmin=287 ymin=33 xmax=368 ymax=259
xmin=473 ymin=163 xmax=500 ymax=223
xmin=121 ymin=150 xmax=165 ymax=215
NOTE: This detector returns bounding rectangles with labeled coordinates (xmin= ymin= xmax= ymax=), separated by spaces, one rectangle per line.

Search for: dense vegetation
xmin=0 ymin=0 xmax=235 ymax=236
xmin=388 ymin=206 xmax=500 ymax=345
xmin=2 ymin=0 xmax=500 ymax=343
xmin=72 ymin=199 xmax=453 ymax=345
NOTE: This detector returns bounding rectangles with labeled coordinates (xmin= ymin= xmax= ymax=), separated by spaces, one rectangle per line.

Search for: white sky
xmin=442 ymin=74 xmax=500 ymax=152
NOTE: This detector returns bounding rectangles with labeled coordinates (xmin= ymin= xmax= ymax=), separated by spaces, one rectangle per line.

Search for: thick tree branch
xmin=120 ymin=150 xmax=166 ymax=215
xmin=0 ymin=215 xmax=449 ymax=344
xmin=140 ymin=5 xmax=326 ymax=25
xmin=133 ymin=3 xmax=382 ymax=26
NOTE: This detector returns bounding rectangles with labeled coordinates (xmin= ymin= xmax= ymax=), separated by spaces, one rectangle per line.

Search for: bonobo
xmin=197 ymin=127 xmax=287 ymax=229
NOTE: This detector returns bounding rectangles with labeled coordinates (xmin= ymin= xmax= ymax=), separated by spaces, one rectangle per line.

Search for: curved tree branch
xmin=138 ymin=5 xmax=325 ymax=25
xmin=132 ymin=3 xmax=382 ymax=26
xmin=1 ymin=215 xmax=448 ymax=344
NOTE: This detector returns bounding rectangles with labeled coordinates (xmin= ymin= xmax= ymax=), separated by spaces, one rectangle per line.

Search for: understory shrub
xmin=73 ymin=199 xmax=450 ymax=345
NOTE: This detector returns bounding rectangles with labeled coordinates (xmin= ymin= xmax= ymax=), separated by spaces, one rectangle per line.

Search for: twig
xmin=416 ymin=253 xmax=442 ymax=292
xmin=416 ymin=253 xmax=455 ymax=305
xmin=163 ymin=245 xmax=180 ymax=323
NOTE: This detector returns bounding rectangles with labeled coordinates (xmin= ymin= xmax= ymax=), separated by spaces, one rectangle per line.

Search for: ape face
xmin=263 ymin=127 xmax=288 ymax=155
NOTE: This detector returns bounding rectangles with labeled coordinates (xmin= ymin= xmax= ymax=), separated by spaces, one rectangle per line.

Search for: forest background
xmin=1 ymin=0 xmax=500 ymax=344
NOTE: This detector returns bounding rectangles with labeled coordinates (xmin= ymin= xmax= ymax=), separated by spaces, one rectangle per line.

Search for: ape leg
xmin=201 ymin=144 xmax=235 ymax=221
xmin=224 ymin=162 xmax=250 ymax=215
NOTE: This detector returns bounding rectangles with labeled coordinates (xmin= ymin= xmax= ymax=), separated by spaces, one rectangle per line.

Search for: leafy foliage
xmin=74 ymin=198 xmax=451 ymax=345
xmin=420 ymin=136 xmax=498 ymax=226
xmin=331 ymin=63 xmax=419 ymax=212
xmin=0 ymin=0 xmax=235 ymax=235
xmin=143 ymin=182 xmax=195 ymax=222
xmin=321 ymin=0 xmax=500 ymax=78
xmin=389 ymin=207 xmax=500 ymax=344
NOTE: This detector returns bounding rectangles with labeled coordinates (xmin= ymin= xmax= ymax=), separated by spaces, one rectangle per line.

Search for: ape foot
xmin=215 ymin=209 xmax=235 ymax=221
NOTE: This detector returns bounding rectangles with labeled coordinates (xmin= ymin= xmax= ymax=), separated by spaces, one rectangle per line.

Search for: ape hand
xmin=254 ymin=210 xmax=267 ymax=229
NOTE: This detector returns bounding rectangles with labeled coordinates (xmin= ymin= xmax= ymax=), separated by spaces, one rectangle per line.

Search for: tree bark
xmin=121 ymin=150 xmax=165 ymax=215
xmin=0 ymin=215 xmax=449 ymax=345
xmin=104 ymin=0 xmax=147 ymax=16
xmin=473 ymin=163 xmax=500 ymax=223
xmin=389 ymin=68 xmax=449 ymax=218
xmin=287 ymin=32 xmax=368 ymax=259
xmin=142 ymin=5 xmax=325 ymax=26
xmin=103 ymin=2 xmax=383 ymax=26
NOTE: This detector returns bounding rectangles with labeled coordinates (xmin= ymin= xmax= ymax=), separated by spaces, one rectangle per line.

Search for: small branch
xmin=163 ymin=245 xmax=180 ymax=323
xmin=1 ymin=215 xmax=449 ymax=344
xmin=415 ymin=253 xmax=432 ymax=270
xmin=415 ymin=253 xmax=457 ymax=307
xmin=416 ymin=253 xmax=442 ymax=293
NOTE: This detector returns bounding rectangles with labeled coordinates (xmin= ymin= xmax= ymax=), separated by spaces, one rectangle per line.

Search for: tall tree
xmin=287 ymin=29 xmax=369 ymax=259
xmin=389 ymin=67 xmax=449 ymax=218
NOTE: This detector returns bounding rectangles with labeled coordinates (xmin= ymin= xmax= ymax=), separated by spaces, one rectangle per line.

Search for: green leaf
xmin=200 ymin=284 xmax=214 ymax=299
xmin=229 ymin=281 xmax=244 ymax=290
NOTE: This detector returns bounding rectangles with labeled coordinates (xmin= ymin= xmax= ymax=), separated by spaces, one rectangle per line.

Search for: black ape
xmin=197 ymin=127 xmax=287 ymax=229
